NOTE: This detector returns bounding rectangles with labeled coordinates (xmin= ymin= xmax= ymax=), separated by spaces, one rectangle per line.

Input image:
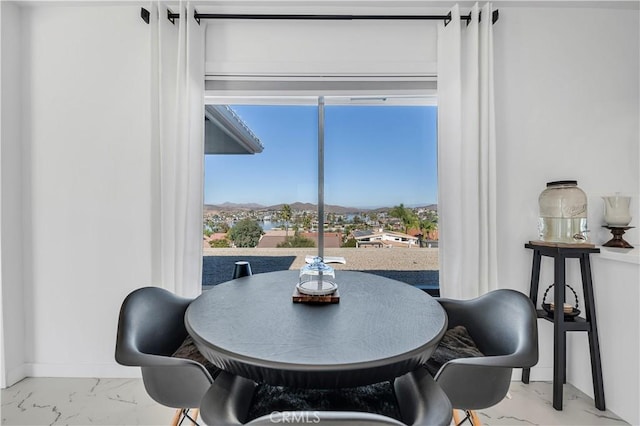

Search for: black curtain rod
xmin=154 ymin=9 xmax=499 ymax=26
xmin=194 ymin=13 xmax=460 ymax=21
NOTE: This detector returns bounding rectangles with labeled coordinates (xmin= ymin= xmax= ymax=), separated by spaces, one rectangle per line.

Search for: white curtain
xmin=437 ymin=3 xmax=498 ymax=299
xmin=150 ymin=1 xmax=205 ymax=298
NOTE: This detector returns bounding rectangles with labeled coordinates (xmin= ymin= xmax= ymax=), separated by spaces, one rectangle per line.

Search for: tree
xmin=213 ymin=222 xmax=230 ymax=233
xmin=417 ymin=219 xmax=437 ymax=247
xmin=302 ymin=212 xmax=312 ymax=230
xmin=277 ymin=234 xmax=315 ymax=248
xmin=343 ymin=224 xmax=358 ymax=237
xmin=368 ymin=212 xmax=379 ymax=226
xmin=419 ymin=219 xmax=437 ymax=238
xmin=388 ymin=203 xmax=419 ymax=235
xmin=228 ymin=218 xmax=264 ymax=248
xmin=281 ymin=204 xmax=292 ymax=238
xmin=203 ymin=216 xmax=215 ymax=234
xmin=342 ymin=238 xmax=357 ymax=248
xmin=209 ymin=238 xmax=231 ymax=248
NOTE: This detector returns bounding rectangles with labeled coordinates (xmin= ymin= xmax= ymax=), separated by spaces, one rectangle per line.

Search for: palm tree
xmin=302 ymin=212 xmax=312 ymax=230
xmin=281 ymin=204 xmax=292 ymax=238
xmin=368 ymin=212 xmax=379 ymax=227
xmin=418 ymin=219 xmax=437 ymax=247
xmin=388 ymin=203 xmax=419 ymax=235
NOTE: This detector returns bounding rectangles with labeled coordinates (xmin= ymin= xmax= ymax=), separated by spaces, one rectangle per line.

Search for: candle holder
xmin=232 ymin=261 xmax=253 ymax=279
xmin=602 ymin=226 xmax=634 ymax=249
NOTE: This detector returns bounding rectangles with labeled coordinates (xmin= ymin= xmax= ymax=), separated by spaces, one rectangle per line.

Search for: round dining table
xmin=186 ymin=270 xmax=447 ymax=389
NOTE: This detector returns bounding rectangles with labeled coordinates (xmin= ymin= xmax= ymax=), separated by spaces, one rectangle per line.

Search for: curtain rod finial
xmin=167 ymin=8 xmax=177 ymax=25
xmin=444 ymin=11 xmax=452 ymax=26
xmin=140 ymin=7 xmax=150 ymax=24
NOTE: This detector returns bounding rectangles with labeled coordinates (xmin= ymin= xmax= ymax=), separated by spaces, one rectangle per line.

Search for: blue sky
xmin=204 ymin=104 xmax=438 ymax=209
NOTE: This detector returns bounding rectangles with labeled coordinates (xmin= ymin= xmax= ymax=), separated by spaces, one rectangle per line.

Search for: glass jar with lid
xmin=297 ymin=257 xmax=338 ymax=296
xmin=538 ymin=180 xmax=588 ymax=243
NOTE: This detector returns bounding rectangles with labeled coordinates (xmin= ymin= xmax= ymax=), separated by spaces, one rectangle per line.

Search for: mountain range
xmin=204 ymin=202 xmax=437 ymax=214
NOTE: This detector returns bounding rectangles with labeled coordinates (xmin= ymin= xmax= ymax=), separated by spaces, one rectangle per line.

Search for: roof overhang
xmin=205 ymin=105 xmax=264 ymax=155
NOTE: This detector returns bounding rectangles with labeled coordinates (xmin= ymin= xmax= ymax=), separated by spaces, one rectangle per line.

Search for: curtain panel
xmin=437 ymin=3 xmax=498 ymax=299
xmin=150 ymin=1 xmax=205 ymax=298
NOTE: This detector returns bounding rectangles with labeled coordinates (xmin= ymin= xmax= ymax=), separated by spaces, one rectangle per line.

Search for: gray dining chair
xmin=114 ymin=287 xmax=214 ymax=426
xmin=433 ymin=289 xmax=539 ymax=426
xmin=199 ymin=370 xmax=452 ymax=426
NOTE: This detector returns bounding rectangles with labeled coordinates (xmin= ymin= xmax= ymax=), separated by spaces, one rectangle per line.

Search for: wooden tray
xmin=529 ymin=240 xmax=595 ymax=249
xmin=542 ymin=303 xmax=581 ymax=319
xmin=292 ymin=288 xmax=340 ymax=304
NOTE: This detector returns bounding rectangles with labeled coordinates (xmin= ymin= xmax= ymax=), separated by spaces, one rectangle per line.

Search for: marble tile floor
xmin=1 ymin=378 xmax=627 ymax=426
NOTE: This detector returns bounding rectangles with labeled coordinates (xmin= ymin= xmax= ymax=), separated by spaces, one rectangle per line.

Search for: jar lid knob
xmin=547 ymin=180 xmax=577 ymax=187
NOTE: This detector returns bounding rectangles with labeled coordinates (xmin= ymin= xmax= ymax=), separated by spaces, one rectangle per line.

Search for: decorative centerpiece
xmin=292 ymin=256 xmax=344 ymax=304
xmin=602 ymin=194 xmax=634 ymax=248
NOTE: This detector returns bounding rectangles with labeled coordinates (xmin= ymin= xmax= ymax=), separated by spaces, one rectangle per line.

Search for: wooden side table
xmin=521 ymin=241 xmax=605 ymax=411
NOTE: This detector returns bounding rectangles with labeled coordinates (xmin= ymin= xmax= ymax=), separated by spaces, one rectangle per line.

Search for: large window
xmin=202 ymin=97 xmax=439 ymax=294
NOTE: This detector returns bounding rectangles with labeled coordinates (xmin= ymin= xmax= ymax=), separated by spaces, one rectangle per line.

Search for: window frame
xmin=203 ymin=84 xmax=440 ymax=294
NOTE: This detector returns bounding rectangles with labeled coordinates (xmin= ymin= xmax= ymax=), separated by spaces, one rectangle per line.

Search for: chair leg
xmin=452 ymin=409 xmax=477 ymax=426
xmin=453 ymin=409 xmax=462 ymax=425
xmin=178 ymin=408 xmax=200 ymax=426
xmin=470 ymin=410 xmax=482 ymax=426
xmin=170 ymin=409 xmax=182 ymax=426
xmin=190 ymin=409 xmax=199 ymax=425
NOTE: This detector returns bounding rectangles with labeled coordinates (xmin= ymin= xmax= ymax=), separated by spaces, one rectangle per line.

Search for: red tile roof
xmin=300 ymin=232 xmax=342 ymax=248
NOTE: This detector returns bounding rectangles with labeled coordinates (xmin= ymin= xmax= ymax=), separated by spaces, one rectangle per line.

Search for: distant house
xmin=256 ymin=230 xmax=288 ymax=248
xmin=350 ymin=230 xmax=418 ymax=248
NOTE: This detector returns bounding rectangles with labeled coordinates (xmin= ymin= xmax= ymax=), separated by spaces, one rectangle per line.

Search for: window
xmin=202 ymin=96 xmax=439 ymax=295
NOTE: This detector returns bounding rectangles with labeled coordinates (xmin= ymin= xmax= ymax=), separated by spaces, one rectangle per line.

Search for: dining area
xmin=115 ymin=262 xmax=539 ymax=426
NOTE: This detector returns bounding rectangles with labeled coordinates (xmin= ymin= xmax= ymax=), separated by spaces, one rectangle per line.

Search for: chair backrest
xmin=200 ymin=370 xmax=452 ymax=426
xmin=115 ymin=286 xmax=213 ymax=408
xmin=435 ymin=289 xmax=538 ymax=410
xmin=439 ymin=289 xmax=538 ymax=366
xmin=248 ymin=412 xmax=406 ymax=425
xmin=394 ymin=368 xmax=453 ymax=426
xmin=115 ymin=287 xmax=190 ymax=365
xmin=199 ymin=371 xmax=258 ymax=425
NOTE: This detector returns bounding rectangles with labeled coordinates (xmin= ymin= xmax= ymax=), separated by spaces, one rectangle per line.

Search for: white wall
xmin=494 ymin=6 xmax=639 ymax=424
xmin=0 ymin=0 xmax=27 ymax=388
xmin=205 ymin=11 xmax=438 ymax=78
xmin=575 ymin=254 xmax=639 ymax=425
xmin=19 ymin=4 xmax=153 ymax=378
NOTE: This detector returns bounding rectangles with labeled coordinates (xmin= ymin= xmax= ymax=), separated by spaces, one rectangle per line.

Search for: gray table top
xmin=186 ymin=270 xmax=447 ymax=388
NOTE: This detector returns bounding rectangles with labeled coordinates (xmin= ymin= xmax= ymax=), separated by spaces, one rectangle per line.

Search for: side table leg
xmin=580 ymin=255 xmax=606 ymax=411
xmin=529 ymin=250 xmax=542 ymax=307
xmin=553 ymin=256 xmax=566 ymax=410
xmin=522 ymin=250 xmax=542 ymax=384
